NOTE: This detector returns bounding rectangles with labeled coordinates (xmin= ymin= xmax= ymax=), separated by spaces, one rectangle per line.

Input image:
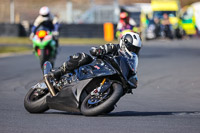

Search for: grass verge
xmin=0 ymin=37 xmax=118 ymax=54
xmin=0 ymin=37 xmax=118 ymax=45
xmin=0 ymin=46 xmax=32 ymax=54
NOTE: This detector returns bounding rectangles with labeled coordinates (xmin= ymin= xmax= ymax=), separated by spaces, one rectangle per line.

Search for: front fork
xmin=91 ymin=78 xmax=111 ymax=96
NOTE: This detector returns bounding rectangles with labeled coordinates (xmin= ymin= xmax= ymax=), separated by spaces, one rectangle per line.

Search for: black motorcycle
xmin=24 ymin=53 xmax=136 ymax=116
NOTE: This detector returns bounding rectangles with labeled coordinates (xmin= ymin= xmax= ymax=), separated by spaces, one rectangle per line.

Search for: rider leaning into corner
xmin=29 ymin=6 xmax=60 ymax=47
xmin=50 ymin=32 xmax=142 ymax=92
xmin=116 ymin=12 xmax=137 ymax=38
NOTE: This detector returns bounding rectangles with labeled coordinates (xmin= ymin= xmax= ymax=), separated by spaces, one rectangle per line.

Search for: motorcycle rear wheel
xmin=81 ymin=83 xmax=123 ymax=116
xmin=24 ymin=88 xmax=50 ymax=113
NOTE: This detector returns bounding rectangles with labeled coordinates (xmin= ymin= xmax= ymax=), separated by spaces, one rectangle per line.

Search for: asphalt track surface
xmin=0 ymin=39 xmax=200 ymax=133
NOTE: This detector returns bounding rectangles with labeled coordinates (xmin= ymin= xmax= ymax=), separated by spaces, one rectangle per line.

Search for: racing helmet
xmin=119 ymin=32 xmax=142 ymax=55
xmin=120 ymin=12 xmax=128 ymax=19
xmin=39 ymin=6 xmax=50 ymax=17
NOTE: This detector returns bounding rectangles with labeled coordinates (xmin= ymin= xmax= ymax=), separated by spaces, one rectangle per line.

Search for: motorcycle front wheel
xmin=39 ymin=48 xmax=55 ymax=69
xmin=24 ymin=87 xmax=50 ymax=113
xmin=81 ymin=83 xmax=123 ymax=116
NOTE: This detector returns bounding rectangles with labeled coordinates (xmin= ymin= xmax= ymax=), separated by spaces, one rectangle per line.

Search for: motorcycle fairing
xmin=77 ymin=59 xmax=117 ymax=80
xmin=46 ymin=79 xmax=92 ymax=113
xmin=113 ymin=56 xmax=130 ymax=80
xmin=33 ymin=35 xmax=55 ymax=49
xmin=43 ymin=61 xmax=52 ymax=75
xmin=33 ymin=25 xmax=57 ymax=57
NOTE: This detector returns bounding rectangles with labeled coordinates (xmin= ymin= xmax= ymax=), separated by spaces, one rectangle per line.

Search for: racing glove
xmin=29 ymin=32 xmax=34 ymax=40
xmin=90 ymin=43 xmax=116 ymax=56
xmin=90 ymin=47 xmax=106 ymax=56
xmin=52 ymin=31 xmax=59 ymax=40
xmin=29 ymin=25 xmax=36 ymax=40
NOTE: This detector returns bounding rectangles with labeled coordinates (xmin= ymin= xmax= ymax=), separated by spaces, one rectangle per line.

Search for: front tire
xmin=24 ymin=88 xmax=50 ymax=113
xmin=81 ymin=83 xmax=123 ymax=116
xmin=39 ymin=48 xmax=55 ymax=69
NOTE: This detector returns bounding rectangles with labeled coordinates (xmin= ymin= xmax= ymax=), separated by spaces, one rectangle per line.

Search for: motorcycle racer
xmin=30 ymin=6 xmax=60 ymax=47
xmin=116 ymin=12 xmax=137 ymax=38
xmin=51 ymin=32 xmax=142 ymax=89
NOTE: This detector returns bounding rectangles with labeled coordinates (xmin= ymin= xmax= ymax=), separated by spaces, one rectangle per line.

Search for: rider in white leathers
xmin=30 ymin=6 xmax=60 ymax=46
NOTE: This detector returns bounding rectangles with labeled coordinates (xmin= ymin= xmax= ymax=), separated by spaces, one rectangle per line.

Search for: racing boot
xmin=128 ymin=75 xmax=138 ymax=88
xmin=49 ymin=69 xmax=62 ymax=81
xmin=49 ymin=62 xmax=70 ymax=81
xmin=126 ymin=75 xmax=138 ymax=94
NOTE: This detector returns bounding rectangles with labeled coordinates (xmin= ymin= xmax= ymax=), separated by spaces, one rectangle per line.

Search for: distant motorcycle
xmin=24 ymin=52 xmax=138 ymax=116
xmin=32 ymin=26 xmax=57 ymax=68
xmin=116 ymin=24 xmax=138 ymax=39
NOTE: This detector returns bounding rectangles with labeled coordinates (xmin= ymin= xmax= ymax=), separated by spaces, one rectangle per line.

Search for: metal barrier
xmin=0 ymin=23 xmax=117 ymax=38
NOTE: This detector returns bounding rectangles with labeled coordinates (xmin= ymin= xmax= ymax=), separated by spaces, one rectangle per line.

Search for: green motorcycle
xmin=32 ymin=26 xmax=57 ymax=68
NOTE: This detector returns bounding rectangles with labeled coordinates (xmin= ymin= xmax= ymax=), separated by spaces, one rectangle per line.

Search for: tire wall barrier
xmin=0 ymin=23 xmax=117 ymax=38
xmin=0 ymin=23 xmax=26 ymax=37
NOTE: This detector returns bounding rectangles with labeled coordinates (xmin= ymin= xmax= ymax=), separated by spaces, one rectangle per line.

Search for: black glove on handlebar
xmin=49 ymin=69 xmax=63 ymax=81
xmin=90 ymin=47 xmax=106 ymax=56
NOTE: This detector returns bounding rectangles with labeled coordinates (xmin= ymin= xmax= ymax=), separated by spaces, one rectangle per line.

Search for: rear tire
xmin=81 ymin=83 xmax=123 ymax=116
xmin=24 ymin=88 xmax=50 ymax=113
